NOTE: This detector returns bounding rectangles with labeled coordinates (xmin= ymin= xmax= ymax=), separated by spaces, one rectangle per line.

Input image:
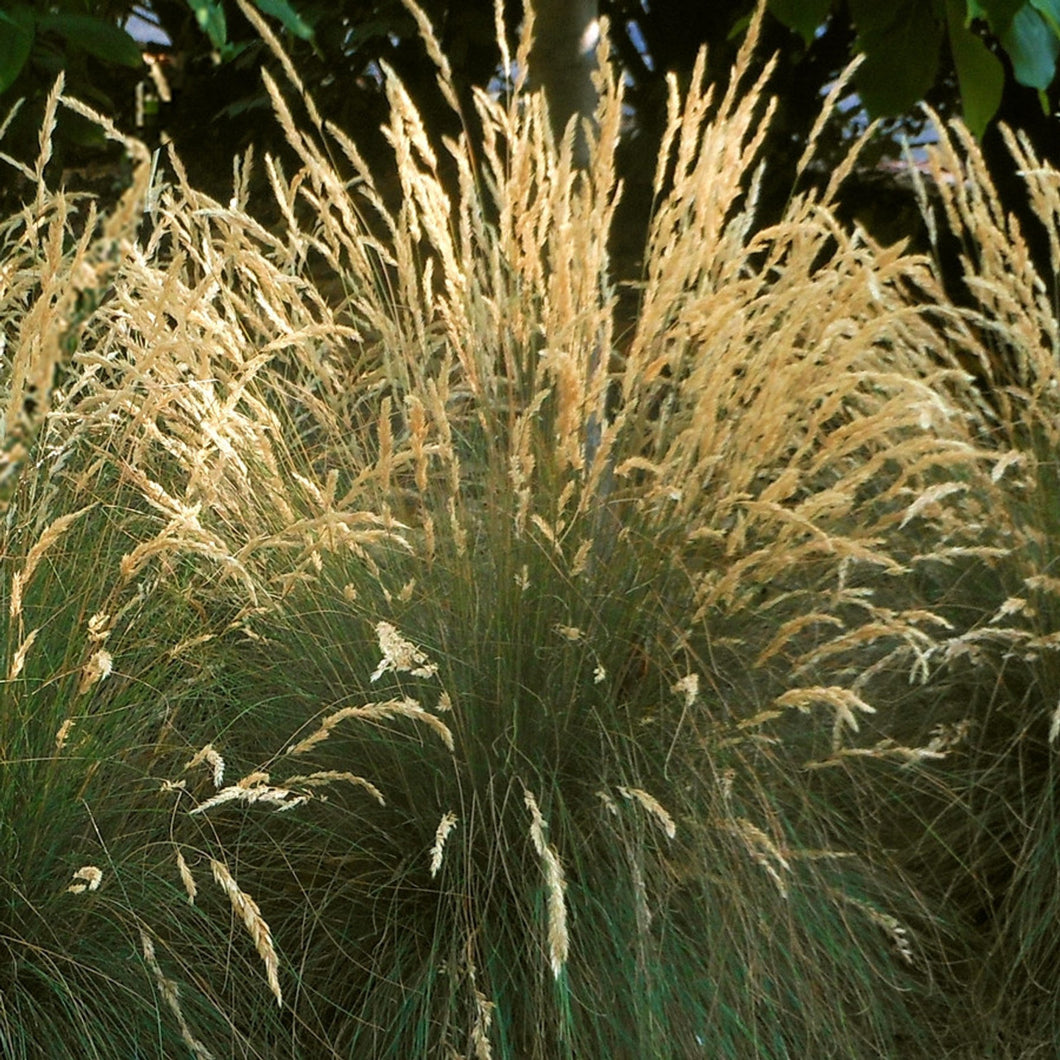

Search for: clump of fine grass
xmin=0 ymin=481 xmax=280 ymax=1055
xmin=0 ymin=76 xmax=336 ymax=1058
xmin=883 ymin=113 xmax=1060 ymax=1054
xmin=123 ymin=4 xmax=1008 ymax=1055
xmin=2 ymin=1 xmax=1045 ymax=1055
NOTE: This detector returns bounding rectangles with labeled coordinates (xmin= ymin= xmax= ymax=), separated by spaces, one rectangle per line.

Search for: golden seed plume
xmin=210 ymin=859 xmax=282 ymax=1008
xmin=184 ymin=744 xmax=225 ymax=788
xmin=66 ymin=865 xmax=103 ymax=894
xmin=429 ymin=812 xmax=458 ymax=878
xmin=524 ymin=790 xmax=569 ymax=978
xmin=618 ymin=786 xmax=677 ymax=840
xmin=175 ymin=848 xmax=197 ymax=905
xmin=140 ymin=929 xmax=215 ymax=1058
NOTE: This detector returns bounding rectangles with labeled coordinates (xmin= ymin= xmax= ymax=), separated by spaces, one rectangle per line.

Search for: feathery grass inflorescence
xmin=209 ymin=859 xmax=282 ymax=1008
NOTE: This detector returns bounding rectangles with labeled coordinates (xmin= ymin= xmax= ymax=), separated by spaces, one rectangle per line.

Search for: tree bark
xmin=527 ymin=0 xmax=600 ymax=168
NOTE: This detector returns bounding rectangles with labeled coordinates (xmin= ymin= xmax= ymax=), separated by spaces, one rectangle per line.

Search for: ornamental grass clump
xmin=0 ymin=79 xmax=324 ymax=1058
xmin=139 ymin=5 xmax=1003 ymax=1055
xmin=890 ymin=113 xmax=1060 ymax=1055
xmin=0 ymin=1 xmax=1037 ymax=1055
xmin=0 ymin=443 xmax=281 ymax=1055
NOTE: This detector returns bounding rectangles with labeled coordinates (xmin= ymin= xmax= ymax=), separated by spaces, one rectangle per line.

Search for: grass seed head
xmin=184 ymin=745 xmax=225 ymax=788
xmin=140 ymin=929 xmax=215 ymax=1059
xmin=429 ymin=811 xmax=458 ymax=878
xmin=371 ymin=620 xmax=438 ymax=681
xmin=175 ymin=848 xmax=197 ymax=905
xmin=66 ymin=865 xmax=103 ymax=894
xmin=524 ymin=791 xmax=569 ymax=977
xmin=210 ymin=859 xmax=282 ymax=1008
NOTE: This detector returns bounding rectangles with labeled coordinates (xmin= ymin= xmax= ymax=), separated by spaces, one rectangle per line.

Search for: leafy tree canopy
xmin=1 ymin=0 xmax=1057 ymax=220
xmin=768 ymin=0 xmax=1060 ymax=138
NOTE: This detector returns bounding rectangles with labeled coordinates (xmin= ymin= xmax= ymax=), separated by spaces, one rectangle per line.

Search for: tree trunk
xmin=527 ymin=0 xmax=599 ymax=168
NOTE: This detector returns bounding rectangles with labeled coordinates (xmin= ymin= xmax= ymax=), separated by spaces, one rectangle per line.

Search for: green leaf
xmin=1028 ymin=0 xmax=1060 ymax=36
xmin=62 ymin=111 xmax=108 ymax=148
xmin=947 ymin=0 xmax=1005 ymax=136
xmin=0 ymin=5 xmax=34 ymax=94
xmin=1001 ymin=4 xmax=1060 ymax=86
xmin=221 ymin=40 xmax=254 ymax=63
xmin=185 ymin=0 xmax=228 ymax=51
xmin=967 ymin=0 xmax=1025 ymax=34
xmin=215 ymin=94 xmax=273 ymax=120
xmin=251 ymin=0 xmax=315 ymax=41
xmin=36 ymin=14 xmax=144 ymax=69
xmin=727 ymin=12 xmax=753 ymax=40
xmin=850 ymin=0 xmax=945 ymax=115
xmin=767 ymin=0 xmax=834 ymax=44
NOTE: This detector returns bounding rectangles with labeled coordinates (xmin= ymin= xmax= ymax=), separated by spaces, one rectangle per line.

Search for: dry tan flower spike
xmin=287 ymin=698 xmax=453 ymax=755
xmin=67 ymin=865 xmax=103 ymax=894
xmin=672 ymin=674 xmax=699 ymax=708
xmin=54 ymin=718 xmax=75 ymax=751
xmin=429 ymin=812 xmax=458 ymax=877
xmin=8 ymin=628 xmax=38 ymax=681
xmin=174 ymin=848 xmax=197 ymax=904
xmin=77 ymin=649 xmax=113 ymax=695
xmin=190 ymin=782 xmax=309 ymax=815
xmin=140 ymin=929 xmax=214 ymax=1059
xmin=371 ymin=621 xmax=438 ymax=682
xmin=618 ymin=786 xmax=677 ymax=839
xmin=524 ymin=790 xmax=569 ymax=978
xmin=284 ymin=771 xmax=386 ymax=804
xmin=210 ymin=859 xmax=282 ymax=1007
xmin=184 ymin=744 xmax=225 ymax=788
